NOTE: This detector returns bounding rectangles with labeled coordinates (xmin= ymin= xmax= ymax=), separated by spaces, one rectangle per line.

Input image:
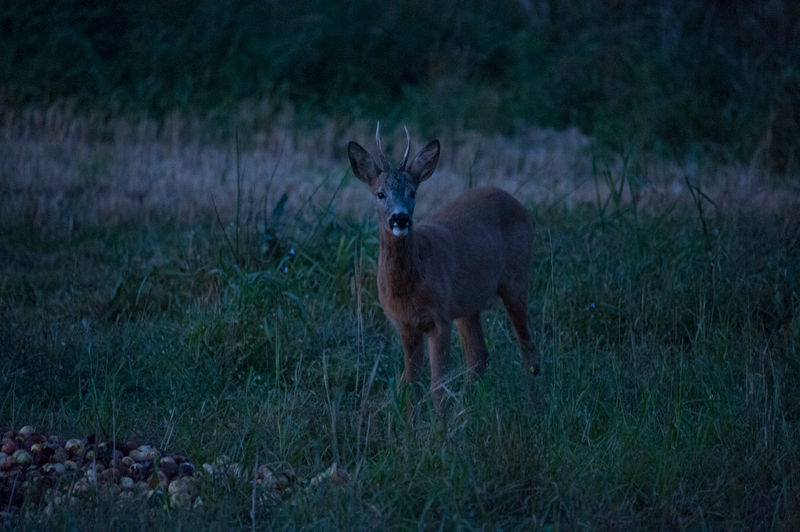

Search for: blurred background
xmin=3 ymin=0 xmax=798 ymax=174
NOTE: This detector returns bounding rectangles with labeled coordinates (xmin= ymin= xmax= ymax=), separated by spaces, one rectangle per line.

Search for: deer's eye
xmin=376 ymin=191 xmax=386 ymax=199
xmin=409 ymin=190 xmax=416 ymax=199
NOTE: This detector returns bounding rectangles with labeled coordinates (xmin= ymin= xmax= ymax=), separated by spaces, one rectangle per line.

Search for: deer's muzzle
xmin=389 ymin=212 xmax=411 ymax=237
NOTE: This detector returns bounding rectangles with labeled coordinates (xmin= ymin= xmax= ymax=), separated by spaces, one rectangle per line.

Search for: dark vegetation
xmin=2 ymin=0 xmax=800 ymax=529
xmin=1 ymin=0 xmax=799 ymax=172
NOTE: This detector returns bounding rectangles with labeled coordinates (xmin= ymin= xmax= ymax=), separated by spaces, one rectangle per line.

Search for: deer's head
xmin=348 ymin=123 xmax=440 ymax=237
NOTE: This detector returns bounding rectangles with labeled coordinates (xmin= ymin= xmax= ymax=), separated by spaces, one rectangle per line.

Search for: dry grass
xmin=4 ymin=103 xmax=797 ymax=237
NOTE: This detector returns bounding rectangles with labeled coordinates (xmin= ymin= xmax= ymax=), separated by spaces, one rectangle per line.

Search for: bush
xmin=1 ymin=1 xmax=798 ymax=169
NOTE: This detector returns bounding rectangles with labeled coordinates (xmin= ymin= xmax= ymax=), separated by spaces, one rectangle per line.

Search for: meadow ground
xmin=1 ymin=107 xmax=799 ymax=529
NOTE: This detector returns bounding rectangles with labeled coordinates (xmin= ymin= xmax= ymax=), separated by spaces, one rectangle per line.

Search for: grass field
xmin=1 ymin=107 xmax=798 ymax=529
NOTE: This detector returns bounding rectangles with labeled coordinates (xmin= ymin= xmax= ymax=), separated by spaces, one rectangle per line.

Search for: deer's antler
xmin=400 ymin=125 xmax=411 ymax=170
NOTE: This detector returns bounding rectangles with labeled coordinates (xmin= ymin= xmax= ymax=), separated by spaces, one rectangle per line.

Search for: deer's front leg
xmin=399 ymin=329 xmax=425 ymax=422
xmin=400 ymin=329 xmax=425 ymax=392
xmin=427 ymin=320 xmax=452 ymax=402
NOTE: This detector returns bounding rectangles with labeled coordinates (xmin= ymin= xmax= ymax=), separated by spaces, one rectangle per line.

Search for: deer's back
xmin=424 ymin=187 xmax=530 ymax=233
xmin=421 ymin=187 xmax=533 ymax=255
xmin=413 ymin=187 xmax=533 ymax=317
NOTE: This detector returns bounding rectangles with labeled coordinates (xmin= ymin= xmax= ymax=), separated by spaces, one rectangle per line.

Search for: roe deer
xmin=347 ymin=124 xmax=540 ymax=403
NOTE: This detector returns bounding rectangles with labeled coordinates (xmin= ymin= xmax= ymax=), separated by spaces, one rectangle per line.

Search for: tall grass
xmin=1 ymin=109 xmax=799 ymax=528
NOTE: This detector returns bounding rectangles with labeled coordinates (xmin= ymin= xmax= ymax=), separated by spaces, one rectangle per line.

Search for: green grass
xmin=2 ymin=141 xmax=798 ymax=529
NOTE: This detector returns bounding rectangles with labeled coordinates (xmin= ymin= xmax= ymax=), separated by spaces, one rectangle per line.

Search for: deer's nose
xmin=389 ymin=212 xmax=410 ymax=229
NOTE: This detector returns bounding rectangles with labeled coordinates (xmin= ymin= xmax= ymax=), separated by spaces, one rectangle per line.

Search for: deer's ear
xmin=348 ymin=141 xmax=380 ymax=186
xmin=408 ymin=140 xmax=440 ymax=185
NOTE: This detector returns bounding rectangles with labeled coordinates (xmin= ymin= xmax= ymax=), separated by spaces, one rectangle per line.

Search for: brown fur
xmin=348 ymin=128 xmax=539 ymax=401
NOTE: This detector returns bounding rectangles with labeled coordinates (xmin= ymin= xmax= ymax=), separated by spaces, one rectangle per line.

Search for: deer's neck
xmin=378 ymin=228 xmax=420 ymax=297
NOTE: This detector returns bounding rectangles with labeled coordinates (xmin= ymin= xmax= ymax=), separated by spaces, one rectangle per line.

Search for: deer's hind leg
xmin=455 ymin=313 xmax=489 ymax=378
xmin=498 ymin=284 xmax=540 ymax=376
